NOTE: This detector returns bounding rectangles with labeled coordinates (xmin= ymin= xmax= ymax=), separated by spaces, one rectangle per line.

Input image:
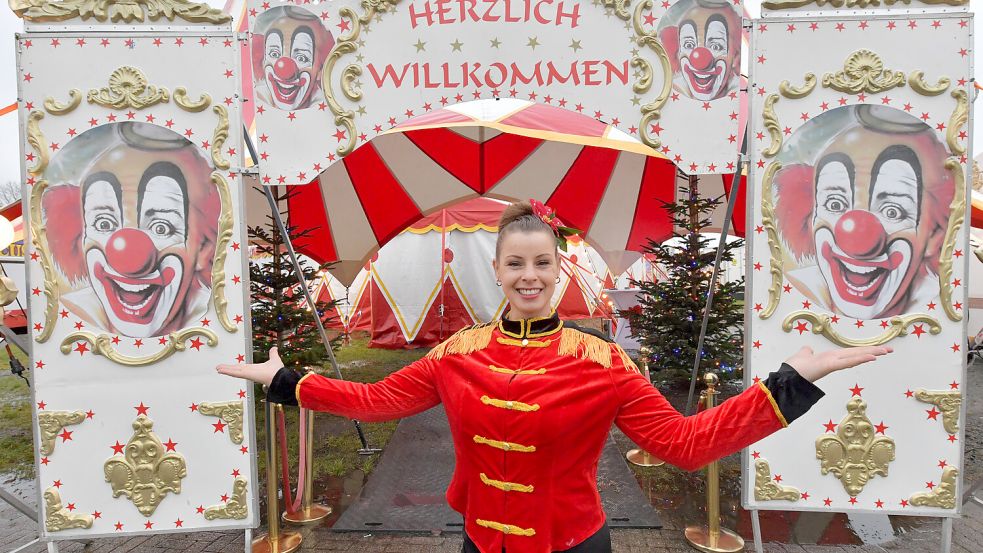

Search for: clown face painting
xmin=42 ymin=123 xmax=220 ymax=338
xmin=773 ymin=106 xmax=954 ymax=320
xmin=252 ymin=6 xmax=335 ymax=111
xmin=657 ymin=0 xmax=741 ymax=102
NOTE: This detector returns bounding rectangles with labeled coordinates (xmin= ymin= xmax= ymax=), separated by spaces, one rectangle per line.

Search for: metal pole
xmin=243 ymin=127 xmax=379 ymax=454
xmin=626 ymin=346 xmax=665 ymax=468
xmin=282 ymin=407 xmax=331 ymax=525
xmin=252 ymin=403 xmax=302 ymax=553
xmin=684 ymin=154 xmax=746 ymax=416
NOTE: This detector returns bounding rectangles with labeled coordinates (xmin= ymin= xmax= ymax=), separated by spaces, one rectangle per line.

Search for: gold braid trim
xmin=496 ymin=337 xmax=550 ymax=347
xmin=480 ymin=473 xmax=534 ymax=493
xmin=425 ymin=324 xmax=494 ymax=360
xmin=473 ymin=435 xmax=536 ymax=453
xmin=489 ymin=365 xmax=547 ymax=375
xmin=480 ymin=396 xmax=540 ymax=412
xmin=476 ymin=518 xmax=536 ymax=536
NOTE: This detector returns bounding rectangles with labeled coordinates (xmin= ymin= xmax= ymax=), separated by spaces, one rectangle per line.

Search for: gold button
xmin=506 ymin=401 xmax=514 ymax=408
xmin=521 ymin=339 xmax=529 ymax=346
xmin=503 ymin=525 xmax=511 ymax=533
xmin=503 ymin=443 xmax=511 ymax=451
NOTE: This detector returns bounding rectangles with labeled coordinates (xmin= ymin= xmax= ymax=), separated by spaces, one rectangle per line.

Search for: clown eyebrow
xmin=705 ymin=14 xmax=728 ymax=39
xmin=137 ymin=162 xmax=189 ymax=236
xmin=870 ymin=145 xmax=921 ymax=224
xmin=82 ymin=172 xmax=123 ymax=214
xmin=815 ymin=153 xmax=855 ymax=190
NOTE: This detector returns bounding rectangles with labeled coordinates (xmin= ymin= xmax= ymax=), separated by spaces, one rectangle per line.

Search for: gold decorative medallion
xmin=761 ymin=94 xmax=782 ymax=157
xmin=29 ymin=180 xmax=57 ymax=343
xmin=204 ymin=477 xmax=249 ymax=520
xmin=908 ymin=71 xmax=950 ymax=97
xmin=210 ymin=173 xmax=237 ymax=332
xmin=37 ymin=410 xmax=86 ymax=456
xmin=87 ymin=66 xmax=169 ymax=110
xmin=759 ymin=162 xmax=784 ymax=319
xmin=779 ymin=73 xmax=817 ymax=100
xmin=210 ymin=105 xmax=230 ymax=170
xmin=633 ymin=0 xmax=671 ymax=151
xmin=913 ymin=389 xmax=962 ymax=434
xmin=43 ymin=487 xmax=93 ymax=532
xmin=947 ymin=89 xmax=969 ymax=157
xmin=822 ymin=50 xmax=906 ymax=95
xmin=25 ymin=110 xmax=48 ymax=175
xmin=601 ymin=0 xmax=632 ymax=20
xmin=816 ymin=398 xmax=895 ymax=497
xmin=10 ymin=0 xmax=232 ymax=24
xmin=782 ymin=312 xmax=940 ymax=346
xmin=104 ymin=415 xmax=187 ymax=516
xmin=198 ymin=400 xmax=244 ymax=444
xmin=938 ymin=158 xmax=965 ymax=322
xmin=909 ymin=467 xmax=958 ymax=509
xmin=60 ymin=327 xmax=218 ymax=366
xmin=43 ymin=90 xmax=82 ymax=115
xmin=753 ymin=459 xmax=800 ymax=501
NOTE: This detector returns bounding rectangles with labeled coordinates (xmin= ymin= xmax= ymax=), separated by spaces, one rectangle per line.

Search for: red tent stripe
xmin=546 ymin=147 xmax=620 ymax=232
xmin=404 ymin=128 xmax=482 ymax=192
xmin=626 ymin=158 xmax=676 ymax=250
xmin=288 ymin=181 xmax=338 ymax=263
xmin=343 ymin=143 xmax=423 ymax=244
xmin=721 ymin=173 xmax=748 ymax=238
xmin=482 ymin=133 xmax=544 ymax=192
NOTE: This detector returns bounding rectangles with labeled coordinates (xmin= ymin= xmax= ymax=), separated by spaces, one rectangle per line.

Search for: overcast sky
xmin=0 ymin=1 xmax=979 ymax=188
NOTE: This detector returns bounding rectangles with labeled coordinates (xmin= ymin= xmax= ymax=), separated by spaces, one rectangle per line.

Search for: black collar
xmin=498 ymin=311 xmax=563 ymax=339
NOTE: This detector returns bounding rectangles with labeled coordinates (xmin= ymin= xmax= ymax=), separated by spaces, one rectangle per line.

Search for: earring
xmin=496 ymin=280 xmax=502 ymax=286
xmin=555 ymin=276 xmax=561 ymax=284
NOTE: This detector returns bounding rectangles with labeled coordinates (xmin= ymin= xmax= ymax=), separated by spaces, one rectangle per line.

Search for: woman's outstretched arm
xmin=217 ymin=347 xmax=441 ymax=422
xmin=611 ymin=345 xmax=891 ymax=471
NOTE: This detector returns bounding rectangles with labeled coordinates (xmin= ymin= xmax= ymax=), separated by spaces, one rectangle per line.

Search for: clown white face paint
xmin=678 ymin=15 xmax=730 ymax=101
xmin=263 ymin=26 xmax=316 ymax=110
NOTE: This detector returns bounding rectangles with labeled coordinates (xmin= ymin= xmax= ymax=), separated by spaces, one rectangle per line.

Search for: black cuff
xmin=761 ymin=363 xmax=825 ymax=425
xmin=267 ymin=367 xmax=302 ymax=406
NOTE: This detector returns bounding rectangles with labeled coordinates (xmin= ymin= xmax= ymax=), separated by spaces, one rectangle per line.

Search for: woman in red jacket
xmin=218 ymin=200 xmax=890 ymax=553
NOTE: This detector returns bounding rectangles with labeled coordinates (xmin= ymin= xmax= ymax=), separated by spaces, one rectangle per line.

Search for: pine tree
xmin=248 ymin=186 xmax=338 ymax=367
xmin=628 ymin=180 xmax=745 ymax=381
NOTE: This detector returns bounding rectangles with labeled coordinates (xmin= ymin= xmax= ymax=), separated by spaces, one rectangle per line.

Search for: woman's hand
xmin=784 ymin=345 xmax=892 ymax=383
xmin=216 ymin=347 xmax=284 ymax=386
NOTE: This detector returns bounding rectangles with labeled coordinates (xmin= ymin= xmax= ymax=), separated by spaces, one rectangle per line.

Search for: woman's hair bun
xmin=498 ymin=201 xmax=535 ymax=230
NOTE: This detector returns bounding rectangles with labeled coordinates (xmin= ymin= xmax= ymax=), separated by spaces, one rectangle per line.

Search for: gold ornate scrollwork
xmin=43 ymin=487 xmax=93 ymax=532
xmin=816 ymin=398 xmax=895 ymax=497
xmin=198 ymin=400 xmax=243 ymax=444
xmin=909 ymin=467 xmax=958 ymax=509
xmin=602 ymin=0 xmax=632 ymax=20
xmin=44 ymin=90 xmax=82 ymax=115
xmin=632 ymin=57 xmax=652 ymax=95
xmin=761 ymin=94 xmax=782 ymax=157
xmin=173 ymin=87 xmax=211 ymax=113
xmin=210 ymin=173 xmax=236 ymax=332
xmin=822 ymin=49 xmax=906 ymax=95
xmin=59 ymin=327 xmax=218 ymax=366
xmin=783 ymin=312 xmax=941 ymax=346
xmin=753 ymin=459 xmax=800 ymax=501
xmin=10 ymin=0 xmax=231 ymax=24
xmin=37 ymin=410 xmax=85 ymax=456
xmin=908 ymin=71 xmax=950 ymax=97
xmin=87 ymin=66 xmax=169 ymax=110
xmin=779 ymin=74 xmax=816 ymax=99
xmin=947 ymin=89 xmax=968 ymax=157
xmin=211 ymin=105 xmax=230 ymax=170
xmin=204 ymin=477 xmax=249 ymax=519
xmin=341 ymin=65 xmax=362 ymax=103
xmin=26 ymin=110 xmax=48 ymax=175
xmin=29 ymin=180 xmax=57 ymax=342
xmin=633 ymin=0 xmax=671 ymax=151
xmin=104 ymin=415 xmax=187 ymax=517
xmin=913 ymin=390 xmax=962 ymax=434
xmin=759 ymin=162 xmax=783 ymax=319
xmin=323 ymin=8 xmax=361 ymax=157
xmin=939 ymin=158 xmax=965 ymax=322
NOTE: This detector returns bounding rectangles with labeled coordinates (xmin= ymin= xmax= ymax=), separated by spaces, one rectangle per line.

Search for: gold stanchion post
xmin=283 ymin=407 xmax=332 ymax=524
xmin=626 ymin=346 xmax=666 ymax=468
xmin=684 ymin=373 xmax=744 ymax=553
xmin=253 ymin=402 xmax=303 ymax=553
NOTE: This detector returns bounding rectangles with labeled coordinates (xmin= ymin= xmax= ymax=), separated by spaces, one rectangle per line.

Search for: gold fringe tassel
xmin=426 ymin=324 xmax=494 ymax=360
xmin=558 ymin=328 xmax=612 ymax=368
xmin=615 ymin=344 xmax=641 ymax=373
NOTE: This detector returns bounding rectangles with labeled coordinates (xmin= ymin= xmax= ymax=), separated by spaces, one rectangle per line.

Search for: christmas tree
xmin=628 ymin=180 xmax=745 ymax=381
xmin=249 ymin=186 xmax=338 ymax=367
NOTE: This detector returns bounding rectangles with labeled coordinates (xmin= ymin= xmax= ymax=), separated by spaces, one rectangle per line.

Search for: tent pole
xmin=243 ymin=127 xmax=379 ymax=453
xmin=440 ymin=208 xmax=447 ymax=340
xmin=683 ymin=152 xmax=747 ymax=416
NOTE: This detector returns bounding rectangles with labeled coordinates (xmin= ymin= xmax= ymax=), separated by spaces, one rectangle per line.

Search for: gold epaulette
xmin=558 ymin=328 xmax=640 ymax=373
xmin=425 ymin=323 xmax=494 ymax=360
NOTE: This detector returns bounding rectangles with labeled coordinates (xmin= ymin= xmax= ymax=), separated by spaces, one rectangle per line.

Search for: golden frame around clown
xmin=14 ymin=1 xmax=259 ymax=541
xmin=742 ymin=4 xmax=971 ymax=523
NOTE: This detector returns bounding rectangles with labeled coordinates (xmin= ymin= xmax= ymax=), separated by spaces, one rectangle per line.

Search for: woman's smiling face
xmin=493 ymin=230 xmax=560 ymax=320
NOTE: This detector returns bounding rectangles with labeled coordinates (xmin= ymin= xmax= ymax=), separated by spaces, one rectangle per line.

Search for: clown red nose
xmin=106 ymin=228 xmax=158 ymax=277
xmin=689 ymin=47 xmax=714 ymax=71
xmin=272 ymin=57 xmax=299 ymax=81
xmin=833 ymin=210 xmax=887 ymax=259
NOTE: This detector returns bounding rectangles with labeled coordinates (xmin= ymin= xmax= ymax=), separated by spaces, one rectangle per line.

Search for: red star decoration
xmin=874 ymin=421 xmax=888 ymax=434
xmin=201 ymin=140 xmax=210 ymax=149
xmin=857 ymin=93 xmax=867 ymax=102
xmin=234 ymin=314 xmax=244 ymax=324
xmin=794 ymin=321 xmax=808 ymax=335
xmin=67 ymin=503 xmax=75 ymax=511
xmin=74 ymin=342 xmax=89 ymax=356
xmin=753 ymin=340 xmax=762 ymax=349
xmin=134 ymin=339 xmax=143 ymax=348
xmin=35 ymin=360 xmax=44 ymax=369
xmin=92 ymin=511 xmax=101 ymax=519
xmin=900 ymin=499 xmax=908 ymax=507
xmin=41 ymin=457 xmax=49 ymax=465
xmin=954 ymin=249 xmax=963 ymax=258
xmin=809 ymin=22 xmax=818 ymax=30
xmin=949 ymin=381 xmax=959 ymax=390
xmin=213 ymin=420 xmax=228 ymax=433
xmin=823 ymin=420 xmax=837 ymax=432
xmin=73 ymin=321 xmax=84 ymax=330
xmin=31 ymin=252 xmax=40 ymax=261
xmin=232 ymin=469 xmax=241 ymax=477
xmin=911 ymin=324 xmax=926 ymax=338
xmin=754 ymin=225 xmax=764 ymax=234
xmin=875 ymin=499 xmax=883 ymax=508
xmin=126 ymin=111 xmax=135 ymax=120
xmin=111 ymin=335 xmax=121 ymax=345
xmin=926 ymin=481 xmax=936 ymax=489
xmin=224 ymin=69 xmax=234 ymax=78
xmin=823 ymin=498 xmax=832 ymax=507
xmin=926 ymin=407 xmax=940 ymax=420
xmin=786 ymin=24 xmax=795 ymax=32
xmin=800 ymin=112 xmax=809 ymax=121
xmin=848 ymin=497 xmax=858 ymax=505
xmin=774 ymin=474 xmax=783 ymax=482
xmin=905 ymin=389 xmax=914 ymax=398
xmin=939 ymin=459 xmax=948 ymax=468
xmin=753 ymin=376 xmax=761 ymax=384
xmin=221 ymin=493 xmax=230 ymax=502
xmin=232 ymin=242 xmax=240 ymax=251
xmin=189 ymin=403 xmax=198 ymax=412
xmin=238 ymin=389 xmax=247 ymax=399
xmin=236 ymin=354 xmax=246 ymax=363
xmin=67 ymin=128 xmax=77 ymax=137
xmin=196 ymin=505 xmax=205 ymax=514
xmin=951 ymin=343 xmax=961 ymax=353
xmin=854 ymin=320 xmax=864 ymax=328
xmin=115 ymin=522 xmax=124 ymax=531
xmin=959 ymin=48 xmax=968 ymax=57
xmin=50 ymin=38 xmax=60 ymax=47
xmin=189 ymin=337 xmax=204 ymax=351
xmin=163 ymin=439 xmax=177 ymax=452
xmin=85 ymin=410 xmax=95 ymax=419
xmin=849 ymin=384 xmax=864 ymax=396
xmin=820 ymin=101 xmax=829 ymax=111
xmin=859 ymin=21 xmax=869 ymax=30
xmin=34 ymin=323 xmax=42 ymax=332
xmin=135 ymin=402 xmax=150 ymax=416
xmin=201 ymin=318 xmax=211 ymax=327
xmin=241 ymin=445 xmax=249 ymax=454
xmin=881 ymin=96 xmax=891 ymax=105
xmin=908 ymin=20 xmax=918 ymax=29
xmin=32 ymin=287 xmax=41 ymax=296
xmin=879 ymin=320 xmax=889 ymax=329
xmin=960 ymin=19 xmax=969 ymax=27
xmin=756 ymin=160 xmax=765 ymax=169
xmin=802 ymin=300 xmax=811 ymax=309
xmin=751 ymin=451 xmax=760 ymax=459
xmin=53 ymin=480 xmax=62 ymax=488
xmin=174 ymin=518 xmax=183 ymax=527
xmin=158 ymin=337 xmax=168 ymax=345
xmin=58 ymin=429 xmax=73 ymax=442
xmin=37 ymin=401 xmax=46 ymax=409
xmin=111 ymin=440 xmax=125 ymax=455
xmin=783 ymin=284 xmax=792 ymax=293
xmin=753 ymin=303 xmax=763 ymax=312
xmin=835 ymin=23 xmax=845 ymax=31
xmin=948 ymin=434 xmax=957 ymax=442
xmin=145 ymin=521 xmax=154 ymax=530
xmin=257 ymin=105 xmax=265 ymax=115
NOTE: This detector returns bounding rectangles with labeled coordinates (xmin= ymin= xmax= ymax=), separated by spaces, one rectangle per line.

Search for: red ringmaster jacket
xmin=268 ymin=313 xmax=823 ymax=553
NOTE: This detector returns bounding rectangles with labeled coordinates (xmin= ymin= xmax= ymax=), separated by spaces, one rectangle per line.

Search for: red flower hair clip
xmin=529 ymin=199 xmax=581 ymax=251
